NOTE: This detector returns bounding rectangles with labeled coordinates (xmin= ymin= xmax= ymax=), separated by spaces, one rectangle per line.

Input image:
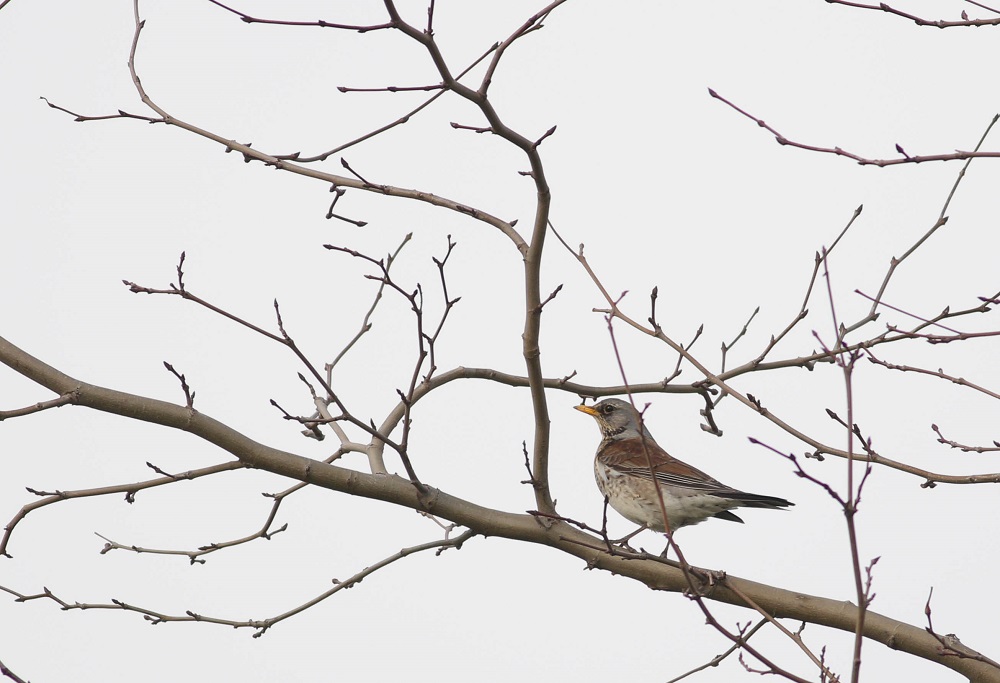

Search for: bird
xmin=575 ymin=398 xmax=792 ymax=533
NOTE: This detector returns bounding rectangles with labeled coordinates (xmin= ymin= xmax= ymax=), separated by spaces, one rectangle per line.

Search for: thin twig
xmin=710 ymin=90 xmax=1000 ymax=167
xmin=664 ymin=619 xmax=769 ymax=683
xmin=1 ymin=461 xmax=245 ymax=557
xmin=206 ymin=0 xmax=393 ymax=32
xmin=826 ymin=0 xmax=1000 ymax=27
xmin=0 ymin=530 xmax=476 ymax=637
xmin=0 ymin=391 xmax=78 ymax=420
xmin=0 ymin=658 xmax=29 ymax=683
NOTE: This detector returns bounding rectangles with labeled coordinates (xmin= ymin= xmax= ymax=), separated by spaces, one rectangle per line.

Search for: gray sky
xmin=3 ymin=1 xmax=999 ymax=681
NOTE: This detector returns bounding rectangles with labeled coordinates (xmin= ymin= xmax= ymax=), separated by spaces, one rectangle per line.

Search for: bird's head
xmin=574 ymin=398 xmax=650 ymax=440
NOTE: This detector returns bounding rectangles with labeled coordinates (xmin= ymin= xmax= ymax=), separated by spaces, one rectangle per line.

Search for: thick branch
xmin=1 ymin=336 xmax=997 ymax=680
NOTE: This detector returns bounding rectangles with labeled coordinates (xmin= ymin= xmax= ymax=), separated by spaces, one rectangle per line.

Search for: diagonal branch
xmin=1 ymin=334 xmax=998 ymax=679
xmin=664 ymin=619 xmax=770 ymax=683
xmin=0 ymin=391 xmax=78 ymax=420
xmin=710 ymin=88 xmax=1000 ymax=168
xmin=0 ymin=658 xmax=28 ymax=683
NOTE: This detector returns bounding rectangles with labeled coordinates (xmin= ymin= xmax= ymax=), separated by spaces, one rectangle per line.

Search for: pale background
xmin=2 ymin=1 xmax=999 ymax=681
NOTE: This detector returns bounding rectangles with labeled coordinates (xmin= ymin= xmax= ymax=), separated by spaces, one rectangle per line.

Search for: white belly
xmin=594 ymin=459 xmax=737 ymax=531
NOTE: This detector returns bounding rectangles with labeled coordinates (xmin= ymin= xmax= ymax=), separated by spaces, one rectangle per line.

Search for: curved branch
xmin=1 ymin=335 xmax=998 ymax=680
xmin=552 ymin=238 xmax=1000 ymax=487
xmin=0 ymin=461 xmax=245 ymax=557
xmin=2 ymin=529 xmax=476 ymax=637
xmin=710 ymin=89 xmax=1000 ymax=168
xmin=353 ymin=364 xmax=1000 ymax=487
xmin=206 ymin=0 xmax=394 ymax=32
xmin=109 ymin=2 xmax=529 ymax=255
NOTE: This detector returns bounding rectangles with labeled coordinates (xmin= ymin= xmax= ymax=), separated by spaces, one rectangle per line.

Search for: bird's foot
xmin=610 ymin=525 xmax=647 ymax=552
xmin=682 ymin=567 xmax=727 ymax=595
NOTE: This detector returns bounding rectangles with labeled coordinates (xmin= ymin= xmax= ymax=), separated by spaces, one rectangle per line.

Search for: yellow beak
xmin=574 ymin=404 xmax=600 ymax=417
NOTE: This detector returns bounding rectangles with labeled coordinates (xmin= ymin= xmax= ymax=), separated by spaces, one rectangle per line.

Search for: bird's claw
xmin=683 ymin=567 xmax=726 ymax=595
xmin=610 ymin=524 xmax=646 ymax=552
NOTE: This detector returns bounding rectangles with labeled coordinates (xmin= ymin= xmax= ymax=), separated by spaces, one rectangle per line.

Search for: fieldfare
xmin=576 ymin=398 xmax=792 ymax=532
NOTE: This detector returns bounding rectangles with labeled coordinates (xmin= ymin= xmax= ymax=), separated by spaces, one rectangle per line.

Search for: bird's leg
xmin=600 ymin=495 xmax=646 ymax=551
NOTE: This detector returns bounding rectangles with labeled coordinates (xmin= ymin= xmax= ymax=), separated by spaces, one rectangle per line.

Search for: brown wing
xmin=597 ymin=437 xmax=731 ymax=493
xmin=598 ymin=437 xmax=793 ymax=509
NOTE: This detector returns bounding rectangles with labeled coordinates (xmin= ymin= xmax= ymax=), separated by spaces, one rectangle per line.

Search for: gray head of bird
xmin=574 ymin=398 xmax=654 ymax=441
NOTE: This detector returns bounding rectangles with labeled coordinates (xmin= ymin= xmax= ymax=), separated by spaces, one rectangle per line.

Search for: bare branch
xmin=853 ymin=291 xmax=961 ymax=335
xmin=722 ymin=579 xmax=840 ymax=682
xmin=710 ymin=89 xmax=1000 ymax=167
xmin=0 ymin=391 xmax=77 ymax=420
xmin=206 ymin=0 xmax=394 ymax=32
xmin=286 ymin=43 xmax=503 ymax=162
xmin=1 ymin=529 xmax=476 ymax=637
xmin=39 ymin=96 xmax=161 ymax=123
xmin=967 ymin=0 xmax=1000 ymax=16
xmin=123 ymin=251 xmax=285 ymax=344
xmin=3 ymin=332 xmax=1000 ymax=678
xmin=667 ymin=324 xmax=702 ymax=386
xmin=337 ymin=83 xmax=444 ymax=94
xmin=0 ymin=658 xmax=29 ymax=683
xmin=866 ymin=352 xmax=1000 ymax=401
xmin=664 ymin=619 xmax=769 ymax=683
xmin=552 ymin=200 xmax=1000 ymax=487
xmin=162 ymin=362 xmax=195 ymax=409
xmin=861 ymin=216 xmax=949 ymax=328
xmin=326 ymin=233 xmax=412 ymax=378
xmin=91 ymin=459 xmax=338 ymax=566
xmin=720 ymin=306 xmax=759 ymax=373
xmin=479 ymin=2 xmax=560 ymax=94
xmin=1 ymin=461 xmax=245 ymax=557
xmin=816 ymin=248 xmax=870 ymax=683
xmin=753 ymin=204 xmax=863 ymax=363
xmin=40 ymin=2 xmax=529 ymax=254
xmin=380 ymin=0 xmax=570 ymax=514
xmin=826 ymin=0 xmax=1000 ymax=27
xmin=925 ymin=588 xmax=1000 ymax=669
xmin=931 ymin=424 xmax=1000 ymax=453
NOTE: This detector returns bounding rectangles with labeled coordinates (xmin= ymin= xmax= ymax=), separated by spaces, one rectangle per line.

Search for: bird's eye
xmin=601 ymin=404 xmax=615 ymax=414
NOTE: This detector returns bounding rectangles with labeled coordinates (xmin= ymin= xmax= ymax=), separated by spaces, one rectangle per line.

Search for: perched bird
xmin=575 ymin=398 xmax=792 ymax=532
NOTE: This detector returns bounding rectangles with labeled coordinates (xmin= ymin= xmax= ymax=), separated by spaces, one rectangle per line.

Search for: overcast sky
xmin=3 ymin=1 xmax=1000 ymax=682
